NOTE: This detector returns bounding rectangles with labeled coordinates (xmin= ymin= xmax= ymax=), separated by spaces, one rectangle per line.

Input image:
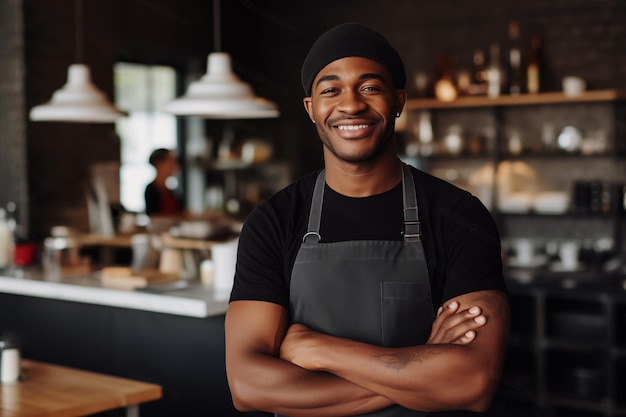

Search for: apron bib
xmin=282 ymin=164 xmax=434 ymax=417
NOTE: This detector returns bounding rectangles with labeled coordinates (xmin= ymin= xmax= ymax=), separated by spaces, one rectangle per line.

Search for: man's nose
xmin=337 ymin=91 xmax=367 ymax=114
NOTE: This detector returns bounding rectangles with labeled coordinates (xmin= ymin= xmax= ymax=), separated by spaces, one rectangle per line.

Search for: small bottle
xmin=486 ymin=43 xmax=503 ymax=98
xmin=527 ymin=35 xmax=542 ymax=94
xmin=434 ymin=53 xmax=458 ymax=102
xmin=507 ymin=21 xmax=523 ymax=96
xmin=469 ymin=49 xmax=488 ymax=96
xmin=5 ymin=202 xmax=18 ymax=238
xmin=417 ymin=111 xmax=434 ymax=157
xmin=0 ymin=338 xmax=21 ymax=384
xmin=0 ymin=209 xmax=11 ymax=269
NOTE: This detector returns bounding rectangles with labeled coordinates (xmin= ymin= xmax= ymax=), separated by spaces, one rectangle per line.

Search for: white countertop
xmin=0 ymin=270 xmax=231 ymax=318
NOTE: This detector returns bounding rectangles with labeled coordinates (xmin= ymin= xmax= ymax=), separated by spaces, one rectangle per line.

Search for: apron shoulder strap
xmin=303 ymin=169 xmax=325 ymax=243
xmin=401 ymin=163 xmax=422 ymax=241
xmin=305 ymin=165 xmax=422 ymax=243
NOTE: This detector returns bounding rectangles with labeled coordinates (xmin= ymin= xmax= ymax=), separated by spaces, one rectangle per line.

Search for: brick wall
xmin=0 ymin=0 xmax=28 ymax=236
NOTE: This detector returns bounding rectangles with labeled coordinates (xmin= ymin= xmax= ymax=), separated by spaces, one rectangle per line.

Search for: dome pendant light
xmin=29 ymin=64 xmax=128 ymax=123
xmin=29 ymin=0 xmax=127 ymax=123
xmin=163 ymin=0 xmax=279 ymax=119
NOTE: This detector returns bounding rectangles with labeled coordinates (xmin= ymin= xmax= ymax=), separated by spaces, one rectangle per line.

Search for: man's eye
xmin=320 ymin=87 xmax=338 ymax=94
xmin=361 ymin=85 xmax=382 ymax=93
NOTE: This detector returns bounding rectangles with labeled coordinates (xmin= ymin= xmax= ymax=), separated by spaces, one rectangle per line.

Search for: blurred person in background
xmin=144 ymin=148 xmax=185 ymax=217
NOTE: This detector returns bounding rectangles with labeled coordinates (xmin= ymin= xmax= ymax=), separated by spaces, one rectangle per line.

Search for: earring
xmin=312 ymin=120 xmax=316 ymax=124
xmin=395 ymin=112 xmax=401 ymax=118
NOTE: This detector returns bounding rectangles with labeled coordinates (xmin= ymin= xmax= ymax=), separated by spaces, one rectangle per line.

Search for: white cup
xmin=159 ymin=248 xmax=183 ymax=275
xmin=559 ymin=241 xmax=580 ymax=270
xmin=563 ymin=76 xmax=586 ymax=96
xmin=200 ymin=259 xmax=214 ymax=288
xmin=513 ymin=238 xmax=535 ymax=266
xmin=211 ymin=238 xmax=239 ymax=294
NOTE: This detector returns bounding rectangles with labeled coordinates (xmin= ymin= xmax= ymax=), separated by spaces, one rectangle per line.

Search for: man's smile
xmin=336 ymin=124 xmax=372 ymax=131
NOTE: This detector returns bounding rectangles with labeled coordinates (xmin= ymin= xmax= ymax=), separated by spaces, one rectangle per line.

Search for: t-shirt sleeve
xmin=437 ymin=194 xmax=507 ymax=303
xmin=229 ymin=201 xmax=290 ymax=307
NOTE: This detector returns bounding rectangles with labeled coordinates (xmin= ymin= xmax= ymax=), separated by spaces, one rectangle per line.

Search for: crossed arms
xmin=225 ymin=289 xmax=510 ymax=416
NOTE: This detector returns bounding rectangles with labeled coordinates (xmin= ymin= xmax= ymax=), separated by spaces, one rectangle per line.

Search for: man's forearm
xmin=228 ymin=350 xmax=394 ymax=416
xmin=305 ymin=335 xmax=495 ymax=412
xmin=281 ymin=291 xmax=510 ymax=413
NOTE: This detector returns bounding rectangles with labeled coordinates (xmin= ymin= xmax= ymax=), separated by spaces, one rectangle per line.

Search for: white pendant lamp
xmin=163 ymin=0 xmax=279 ymax=119
xmin=29 ymin=64 xmax=128 ymax=123
xmin=29 ymin=0 xmax=127 ymax=123
xmin=164 ymin=52 xmax=279 ymax=119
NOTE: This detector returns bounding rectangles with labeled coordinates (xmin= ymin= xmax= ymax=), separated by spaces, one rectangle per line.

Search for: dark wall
xmin=10 ymin=0 xmax=626 ymax=238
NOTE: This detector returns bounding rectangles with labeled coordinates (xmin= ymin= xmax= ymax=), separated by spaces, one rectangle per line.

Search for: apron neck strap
xmin=303 ymin=164 xmax=422 ymax=243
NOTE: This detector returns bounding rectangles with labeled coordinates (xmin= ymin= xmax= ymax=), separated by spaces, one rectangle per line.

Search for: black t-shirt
xmin=230 ymin=165 xmax=506 ymax=310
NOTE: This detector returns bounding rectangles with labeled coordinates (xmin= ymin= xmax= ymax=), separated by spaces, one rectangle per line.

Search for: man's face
xmin=303 ymin=57 xmax=406 ymax=164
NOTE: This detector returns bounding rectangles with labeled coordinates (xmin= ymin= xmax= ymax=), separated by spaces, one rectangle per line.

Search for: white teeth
xmin=337 ymin=124 xmax=369 ymax=131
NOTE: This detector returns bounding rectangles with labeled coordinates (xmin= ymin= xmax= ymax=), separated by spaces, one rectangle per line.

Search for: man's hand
xmin=280 ymin=323 xmax=321 ymax=370
xmin=427 ymin=301 xmax=486 ymax=345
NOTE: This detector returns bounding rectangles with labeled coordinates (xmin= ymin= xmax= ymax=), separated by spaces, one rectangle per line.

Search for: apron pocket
xmin=381 ymin=282 xmax=432 ymax=347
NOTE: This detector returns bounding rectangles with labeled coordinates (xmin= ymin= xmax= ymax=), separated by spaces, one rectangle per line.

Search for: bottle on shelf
xmin=5 ymin=201 xmax=19 ymax=240
xmin=0 ymin=208 xmax=12 ymax=269
xmin=417 ymin=110 xmax=434 ymax=157
xmin=526 ymin=35 xmax=542 ymax=94
xmin=507 ymin=21 xmax=523 ymax=96
xmin=433 ymin=52 xmax=458 ymax=102
xmin=486 ymin=43 xmax=504 ymax=98
xmin=469 ymin=48 xmax=488 ymax=96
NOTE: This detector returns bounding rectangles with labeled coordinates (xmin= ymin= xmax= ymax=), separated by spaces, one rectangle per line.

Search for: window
xmin=114 ymin=63 xmax=178 ymax=213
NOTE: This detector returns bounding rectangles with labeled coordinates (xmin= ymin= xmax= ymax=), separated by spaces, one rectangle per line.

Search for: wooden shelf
xmin=405 ymin=89 xmax=626 ymax=110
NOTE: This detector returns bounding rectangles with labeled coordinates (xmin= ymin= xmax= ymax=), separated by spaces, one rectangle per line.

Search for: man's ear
xmin=395 ymin=89 xmax=407 ymax=115
xmin=303 ymin=97 xmax=315 ymax=123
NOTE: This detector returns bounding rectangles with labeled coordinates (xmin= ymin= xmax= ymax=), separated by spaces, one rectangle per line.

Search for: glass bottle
xmin=486 ymin=43 xmax=503 ymax=98
xmin=0 ymin=209 xmax=11 ymax=269
xmin=469 ymin=49 xmax=488 ymax=96
xmin=527 ymin=35 xmax=542 ymax=94
xmin=507 ymin=21 xmax=523 ymax=96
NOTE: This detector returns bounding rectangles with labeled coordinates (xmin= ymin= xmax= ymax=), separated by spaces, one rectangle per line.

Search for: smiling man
xmin=225 ymin=22 xmax=510 ymax=417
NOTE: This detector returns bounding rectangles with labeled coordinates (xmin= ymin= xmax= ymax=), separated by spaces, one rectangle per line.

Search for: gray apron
xmin=282 ymin=163 xmax=434 ymax=417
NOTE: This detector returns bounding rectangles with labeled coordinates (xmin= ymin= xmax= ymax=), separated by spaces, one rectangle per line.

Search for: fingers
xmin=428 ymin=302 xmax=487 ymax=345
xmin=456 ymin=330 xmax=476 ymax=344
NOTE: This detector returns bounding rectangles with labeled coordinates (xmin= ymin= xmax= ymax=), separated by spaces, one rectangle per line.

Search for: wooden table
xmin=0 ymin=359 xmax=162 ymax=417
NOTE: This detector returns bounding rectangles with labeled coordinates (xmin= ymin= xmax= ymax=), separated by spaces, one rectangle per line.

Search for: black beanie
xmin=301 ymin=22 xmax=406 ymax=96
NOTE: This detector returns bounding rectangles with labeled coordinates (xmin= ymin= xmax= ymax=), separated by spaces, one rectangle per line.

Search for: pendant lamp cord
xmin=75 ymin=0 xmax=83 ymax=63
xmin=213 ymin=0 xmax=221 ymax=52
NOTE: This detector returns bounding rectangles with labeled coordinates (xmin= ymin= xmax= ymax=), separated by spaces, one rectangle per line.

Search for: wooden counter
xmin=1 ymin=359 xmax=161 ymax=417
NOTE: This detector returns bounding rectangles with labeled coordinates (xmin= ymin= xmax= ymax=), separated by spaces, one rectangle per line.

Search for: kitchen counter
xmin=0 ymin=268 xmax=242 ymax=417
xmin=0 ymin=269 xmax=230 ymax=318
